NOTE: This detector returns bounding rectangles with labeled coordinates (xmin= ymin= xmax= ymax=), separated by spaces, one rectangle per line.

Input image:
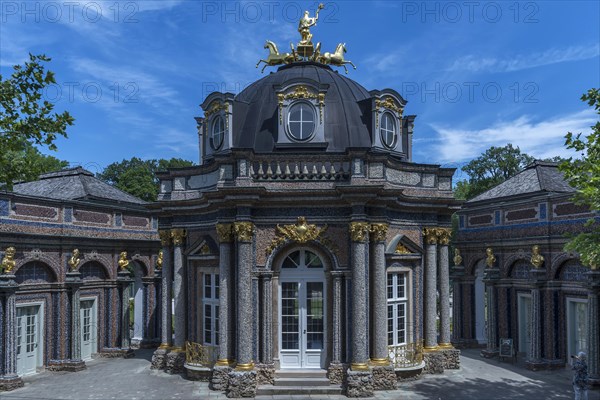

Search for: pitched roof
xmin=467 ymin=161 xmax=574 ymax=203
xmin=12 ymin=167 xmax=147 ymax=205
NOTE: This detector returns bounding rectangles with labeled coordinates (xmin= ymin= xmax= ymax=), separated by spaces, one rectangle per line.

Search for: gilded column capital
xmin=436 ymin=227 xmax=452 ymax=246
xmin=422 ymin=228 xmax=438 ymax=245
xmin=171 ymin=228 xmax=187 ymax=247
xmin=369 ymin=223 xmax=388 ymax=242
xmin=158 ymin=229 xmax=171 ymax=246
xmin=233 ymin=222 xmax=254 ymax=242
xmin=349 ymin=222 xmax=370 ymax=242
xmin=216 ymin=223 xmax=234 ymax=243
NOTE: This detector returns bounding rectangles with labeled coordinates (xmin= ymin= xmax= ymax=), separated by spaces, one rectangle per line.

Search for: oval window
xmin=380 ymin=112 xmax=397 ymax=149
xmin=287 ymin=103 xmax=316 ymax=141
xmin=211 ymin=116 xmax=225 ymax=150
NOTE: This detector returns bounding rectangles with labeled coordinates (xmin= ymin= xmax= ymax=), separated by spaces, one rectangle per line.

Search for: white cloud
xmin=448 ymin=44 xmax=600 ymax=73
xmin=428 ymin=109 xmax=597 ymax=164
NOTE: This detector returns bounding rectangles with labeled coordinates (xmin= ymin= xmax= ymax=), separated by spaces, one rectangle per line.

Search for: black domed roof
xmin=232 ymin=62 xmax=373 ymax=152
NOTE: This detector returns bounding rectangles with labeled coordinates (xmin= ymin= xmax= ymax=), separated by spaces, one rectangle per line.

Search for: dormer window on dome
xmin=370 ymin=93 xmax=407 ymax=155
xmin=275 ymin=83 xmax=328 ymax=148
xmin=198 ymin=93 xmax=234 ymax=161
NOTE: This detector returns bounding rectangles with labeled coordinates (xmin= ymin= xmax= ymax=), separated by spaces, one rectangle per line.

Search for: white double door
xmin=80 ymin=299 xmax=98 ymax=361
xmin=16 ymin=305 xmax=43 ymax=376
xmin=280 ymin=279 xmax=325 ymax=368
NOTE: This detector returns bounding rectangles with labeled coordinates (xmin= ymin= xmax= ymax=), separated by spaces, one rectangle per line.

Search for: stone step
xmin=274 ymin=377 xmax=331 ymax=387
xmin=256 ymin=385 xmax=343 ymax=396
xmin=275 ymin=369 xmax=327 ymax=379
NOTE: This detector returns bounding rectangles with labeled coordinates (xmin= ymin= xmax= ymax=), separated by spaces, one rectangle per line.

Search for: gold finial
xmin=118 ymin=251 xmax=130 ymax=271
xmin=156 ymin=250 xmax=163 ymax=270
xmin=485 ymin=248 xmax=496 ymax=268
xmin=68 ymin=249 xmax=81 ymax=271
xmin=1 ymin=247 xmax=16 ymax=274
xmin=453 ymin=248 xmax=463 ymax=266
xmin=530 ymin=245 xmax=544 ymax=269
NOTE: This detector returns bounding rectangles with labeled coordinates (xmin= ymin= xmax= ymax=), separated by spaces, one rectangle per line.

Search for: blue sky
xmin=1 ymin=0 xmax=598 ymax=181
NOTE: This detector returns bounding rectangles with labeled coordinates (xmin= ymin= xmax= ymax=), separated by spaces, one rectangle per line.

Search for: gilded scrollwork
xmin=233 ymin=222 xmax=254 ymax=242
xmin=375 ymin=96 xmax=404 ymax=115
xmin=278 ymin=86 xmax=326 ymax=125
xmin=1 ymin=246 xmax=16 ymax=274
xmin=204 ymin=101 xmax=228 ymax=118
xmin=349 ymin=222 xmax=370 ymax=242
xmin=68 ymin=249 xmax=81 ymax=271
xmin=369 ymin=223 xmax=388 ymax=242
xmin=266 ymin=217 xmax=328 ymax=255
xmin=171 ymin=229 xmax=186 ymax=246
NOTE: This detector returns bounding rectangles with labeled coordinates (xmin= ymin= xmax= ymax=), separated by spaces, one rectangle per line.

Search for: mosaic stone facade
xmin=151 ymin=62 xmax=461 ymax=397
xmin=0 ymin=168 xmax=160 ymax=390
xmin=452 ymin=161 xmax=600 ymax=385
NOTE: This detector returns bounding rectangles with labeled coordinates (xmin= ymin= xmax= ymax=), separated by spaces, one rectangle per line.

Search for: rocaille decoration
xmin=266 ymin=217 xmax=327 ymax=255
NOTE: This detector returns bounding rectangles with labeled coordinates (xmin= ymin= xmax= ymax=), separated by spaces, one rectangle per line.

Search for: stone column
xmin=369 ymin=223 xmax=396 ymax=390
xmin=0 ymin=273 xmax=23 ymax=391
xmin=422 ymin=228 xmax=439 ymax=351
xmin=327 ymin=271 xmax=344 ymax=384
xmin=212 ymin=223 xmax=234 ymax=390
xmin=66 ymin=270 xmax=86 ymax=370
xmin=117 ymin=266 xmax=134 ymax=357
xmin=481 ymin=251 xmax=499 ymax=358
xmin=151 ymin=231 xmax=171 ymax=370
xmin=166 ymin=228 xmax=186 ymax=374
xmin=450 ymin=259 xmax=465 ymax=345
xmin=586 ymin=270 xmax=600 ymax=386
xmin=227 ymin=222 xmax=257 ymax=398
xmin=346 ymin=222 xmax=374 ymax=398
xmin=526 ymin=267 xmax=545 ymax=370
xmin=437 ymin=229 xmax=452 ymax=349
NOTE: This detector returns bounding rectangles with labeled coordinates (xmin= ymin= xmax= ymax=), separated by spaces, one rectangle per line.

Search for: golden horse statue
xmin=256 ymin=40 xmax=296 ymax=73
xmin=317 ymin=43 xmax=356 ymax=74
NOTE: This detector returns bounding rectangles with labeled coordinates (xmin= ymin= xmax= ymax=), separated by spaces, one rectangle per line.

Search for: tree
xmin=0 ymin=54 xmax=74 ymax=189
xmin=455 ymin=144 xmax=535 ymax=200
xmin=559 ymin=88 xmax=600 ymax=269
xmin=0 ymin=139 xmax=69 ymax=185
xmin=98 ymin=157 xmax=194 ymax=201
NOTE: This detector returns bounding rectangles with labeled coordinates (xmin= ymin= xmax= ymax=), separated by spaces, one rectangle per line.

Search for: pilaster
xmin=481 ymin=252 xmax=499 ymax=358
xmin=166 ymin=228 xmax=186 ymax=374
xmin=587 ymin=270 xmax=600 ymax=386
xmin=0 ymin=274 xmax=23 ymax=391
xmin=422 ymin=227 xmax=438 ymax=351
xmin=152 ymin=229 xmax=171 ymax=370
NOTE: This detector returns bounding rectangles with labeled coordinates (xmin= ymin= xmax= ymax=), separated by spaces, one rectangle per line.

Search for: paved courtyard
xmin=1 ymin=349 xmax=598 ymax=400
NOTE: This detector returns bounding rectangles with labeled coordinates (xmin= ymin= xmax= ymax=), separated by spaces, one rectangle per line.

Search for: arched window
xmin=282 ymin=249 xmax=323 ymax=269
xmin=15 ymin=262 xmax=56 ymax=284
xmin=79 ymin=261 xmax=108 ymax=281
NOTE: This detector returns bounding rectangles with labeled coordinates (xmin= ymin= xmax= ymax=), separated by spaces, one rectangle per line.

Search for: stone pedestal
xmin=226 ymin=370 xmax=257 ymax=398
xmin=440 ymin=348 xmax=461 ymax=369
xmin=255 ymin=363 xmax=275 ymax=385
xmin=327 ymin=362 xmax=345 ymax=384
xmin=165 ymin=349 xmax=185 ymax=374
xmin=422 ymin=351 xmax=445 ymax=374
xmin=371 ymin=365 xmax=397 ymax=390
xmin=346 ymin=370 xmax=374 ymax=398
xmin=151 ymin=346 xmax=169 ymax=370
xmin=0 ymin=274 xmax=23 ymax=391
xmin=211 ymin=365 xmax=231 ymax=390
